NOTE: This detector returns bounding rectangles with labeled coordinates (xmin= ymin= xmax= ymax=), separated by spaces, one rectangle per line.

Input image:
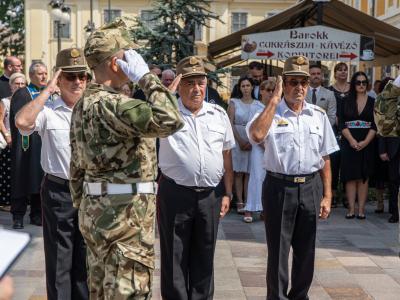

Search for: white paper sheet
xmin=0 ymin=229 xmax=31 ymax=278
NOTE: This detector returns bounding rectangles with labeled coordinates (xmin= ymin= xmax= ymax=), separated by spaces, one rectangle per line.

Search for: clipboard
xmin=0 ymin=229 xmax=31 ymax=279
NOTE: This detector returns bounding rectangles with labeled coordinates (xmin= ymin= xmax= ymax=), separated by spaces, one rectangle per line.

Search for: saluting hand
xmin=271 ymin=75 xmax=283 ymax=104
xmin=319 ymin=196 xmax=331 ymax=219
xmin=46 ymin=69 xmax=62 ymax=94
xmin=168 ymin=74 xmax=182 ymax=93
xmin=220 ymin=196 xmax=230 ymax=219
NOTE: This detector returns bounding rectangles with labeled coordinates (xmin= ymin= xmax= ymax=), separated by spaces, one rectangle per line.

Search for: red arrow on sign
xmin=256 ymin=51 xmax=274 ymax=57
xmin=339 ymin=53 xmax=358 ymax=60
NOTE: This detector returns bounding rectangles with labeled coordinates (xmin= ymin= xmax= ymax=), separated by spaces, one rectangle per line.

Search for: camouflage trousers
xmin=78 ymin=192 xmax=156 ymax=300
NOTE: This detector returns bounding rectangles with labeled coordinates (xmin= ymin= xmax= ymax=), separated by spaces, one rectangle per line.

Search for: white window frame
xmin=231 ymin=12 xmax=248 ymax=33
xmin=103 ymin=9 xmax=121 ymax=24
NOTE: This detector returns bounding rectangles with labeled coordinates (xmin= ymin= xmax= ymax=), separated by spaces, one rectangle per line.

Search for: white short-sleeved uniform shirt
xmin=19 ymin=96 xmax=72 ymax=180
xmin=159 ymin=99 xmax=235 ymax=187
xmin=246 ymin=99 xmax=339 ymax=175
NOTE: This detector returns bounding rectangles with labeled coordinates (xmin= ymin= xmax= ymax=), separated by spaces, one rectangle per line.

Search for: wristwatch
xmin=224 ymin=193 xmax=233 ymax=201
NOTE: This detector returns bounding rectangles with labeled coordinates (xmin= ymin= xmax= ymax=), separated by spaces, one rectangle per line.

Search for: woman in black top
xmin=339 ymin=71 xmax=377 ymax=219
xmin=328 ymin=62 xmax=350 ymax=207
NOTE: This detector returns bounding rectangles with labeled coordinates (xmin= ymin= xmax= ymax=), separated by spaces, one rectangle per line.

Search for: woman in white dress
xmin=228 ymin=77 xmax=261 ymax=213
xmin=244 ymin=79 xmax=276 ymax=222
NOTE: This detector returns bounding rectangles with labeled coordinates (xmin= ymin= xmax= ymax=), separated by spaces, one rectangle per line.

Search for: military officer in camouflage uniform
xmin=375 ymin=78 xmax=400 ymax=224
xmin=70 ymin=18 xmax=183 ymax=299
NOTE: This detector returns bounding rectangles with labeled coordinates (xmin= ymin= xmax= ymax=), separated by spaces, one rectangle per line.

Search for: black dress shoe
xmin=30 ymin=215 xmax=42 ymax=226
xmin=388 ymin=215 xmax=399 ymax=223
xmin=13 ymin=219 xmax=24 ymax=229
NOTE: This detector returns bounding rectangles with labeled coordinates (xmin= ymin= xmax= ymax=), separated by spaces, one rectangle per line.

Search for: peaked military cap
xmin=283 ymin=56 xmax=310 ymax=77
xmin=176 ymin=56 xmax=207 ymax=79
xmin=55 ymin=48 xmax=88 ymax=73
xmin=84 ymin=17 xmax=139 ymax=69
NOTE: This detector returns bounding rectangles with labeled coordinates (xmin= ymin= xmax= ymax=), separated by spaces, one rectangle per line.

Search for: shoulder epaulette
xmin=313 ymin=105 xmax=326 ymax=114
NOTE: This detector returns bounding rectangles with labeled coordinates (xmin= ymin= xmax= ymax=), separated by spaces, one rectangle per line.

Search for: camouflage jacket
xmin=374 ymin=81 xmax=400 ymax=137
xmin=70 ymin=73 xmax=184 ymax=207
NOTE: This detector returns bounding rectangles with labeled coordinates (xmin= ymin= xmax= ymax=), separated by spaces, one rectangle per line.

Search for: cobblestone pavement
xmin=1 ymin=201 xmax=399 ymax=300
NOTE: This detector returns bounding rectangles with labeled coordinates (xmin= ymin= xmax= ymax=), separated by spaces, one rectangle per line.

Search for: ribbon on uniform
xmin=22 ymin=84 xmax=51 ymax=151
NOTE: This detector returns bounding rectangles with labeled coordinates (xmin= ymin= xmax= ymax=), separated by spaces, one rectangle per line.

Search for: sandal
xmin=236 ymin=202 xmax=245 ymax=214
xmin=345 ymin=213 xmax=355 ymax=219
xmin=243 ymin=216 xmax=253 ymax=223
xmin=357 ymin=214 xmax=366 ymax=220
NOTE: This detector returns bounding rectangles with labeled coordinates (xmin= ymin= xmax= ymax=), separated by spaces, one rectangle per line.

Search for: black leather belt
xmin=161 ymin=174 xmax=214 ymax=192
xmin=46 ymin=174 xmax=69 ymax=187
xmin=267 ymin=172 xmax=317 ymax=184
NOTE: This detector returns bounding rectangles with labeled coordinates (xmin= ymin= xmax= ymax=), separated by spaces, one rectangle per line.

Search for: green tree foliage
xmin=131 ymin=0 xmax=221 ymax=67
xmin=0 ymin=0 xmax=24 ymax=56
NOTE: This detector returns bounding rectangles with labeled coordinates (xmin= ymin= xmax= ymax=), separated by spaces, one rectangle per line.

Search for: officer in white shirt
xmin=248 ymin=56 xmax=339 ymax=300
xmin=158 ymin=56 xmax=235 ymax=300
xmin=15 ymin=48 xmax=89 ymax=300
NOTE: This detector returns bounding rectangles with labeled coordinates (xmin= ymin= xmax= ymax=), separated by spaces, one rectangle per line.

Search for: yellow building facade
xmin=24 ymin=0 xmax=296 ymax=74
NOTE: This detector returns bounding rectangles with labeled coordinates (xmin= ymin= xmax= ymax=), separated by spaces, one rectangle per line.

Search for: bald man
xmin=0 ymin=56 xmax=23 ymax=98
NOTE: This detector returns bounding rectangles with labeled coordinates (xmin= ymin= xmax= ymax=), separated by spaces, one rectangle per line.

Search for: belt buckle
xmin=294 ymin=177 xmax=306 ymax=183
xmin=194 ymin=188 xmax=204 ymax=192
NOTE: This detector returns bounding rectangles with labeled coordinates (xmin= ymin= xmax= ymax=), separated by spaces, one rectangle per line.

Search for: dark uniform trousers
xmin=11 ymin=193 xmax=42 ymax=220
xmin=41 ymin=175 xmax=88 ymax=300
xmin=263 ymin=174 xmax=321 ymax=300
xmin=158 ymin=175 xmax=222 ymax=300
xmin=388 ymin=154 xmax=400 ymax=218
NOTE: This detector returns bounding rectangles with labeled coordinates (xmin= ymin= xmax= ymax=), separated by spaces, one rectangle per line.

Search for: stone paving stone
xmin=344 ymin=266 xmax=385 ymax=274
xmin=308 ymin=285 xmax=332 ymax=299
xmin=336 ymin=256 xmax=378 ymax=267
xmin=4 ymin=202 xmax=400 ymax=300
xmin=354 ymin=274 xmax=400 ymax=299
xmin=324 ymin=287 xmax=372 ymax=299
xmin=238 ymin=269 xmax=266 ymax=287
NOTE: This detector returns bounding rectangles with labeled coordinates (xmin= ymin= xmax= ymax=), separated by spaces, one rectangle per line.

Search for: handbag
xmin=0 ymin=132 xmax=7 ymax=149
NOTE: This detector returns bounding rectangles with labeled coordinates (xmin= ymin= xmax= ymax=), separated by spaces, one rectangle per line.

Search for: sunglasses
xmin=285 ymin=79 xmax=309 ymax=87
xmin=63 ymin=73 xmax=88 ymax=82
xmin=355 ymin=80 xmax=368 ymax=86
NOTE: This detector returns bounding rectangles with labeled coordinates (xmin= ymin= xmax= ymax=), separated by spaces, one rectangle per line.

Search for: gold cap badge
xmin=70 ymin=49 xmax=80 ymax=58
xmin=189 ymin=57 xmax=198 ymax=65
xmin=296 ymin=56 xmax=305 ymax=65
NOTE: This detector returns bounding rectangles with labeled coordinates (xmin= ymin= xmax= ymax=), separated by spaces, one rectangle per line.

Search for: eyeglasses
xmin=63 ymin=73 xmax=88 ymax=82
xmin=285 ymin=79 xmax=309 ymax=87
xmin=355 ymin=80 xmax=368 ymax=86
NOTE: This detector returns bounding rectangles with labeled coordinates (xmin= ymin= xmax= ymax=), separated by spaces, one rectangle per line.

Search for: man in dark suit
xmin=231 ymin=61 xmax=264 ymax=100
xmin=379 ymin=136 xmax=400 ymax=223
xmin=0 ymin=56 xmax=23 ymax=99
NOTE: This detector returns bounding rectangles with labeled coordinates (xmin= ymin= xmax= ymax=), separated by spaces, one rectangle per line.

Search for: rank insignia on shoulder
xmin=313 ymin=106 xmax=326 ymax=114
xmin=277 ymin=118 xmax=289 ymax=127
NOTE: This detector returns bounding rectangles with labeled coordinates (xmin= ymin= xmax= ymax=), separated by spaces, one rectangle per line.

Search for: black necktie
xmin=312 ymin=88 xmax=317 ymax=104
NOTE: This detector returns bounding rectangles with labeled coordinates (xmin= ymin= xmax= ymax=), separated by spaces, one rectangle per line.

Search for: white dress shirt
xmin=246 ymin=100 xmax=339 ymax=175
xmin=20 ymin=96 xmax=72 ymax=179
xmin=159 ymin=99 xmax=235 ymax=187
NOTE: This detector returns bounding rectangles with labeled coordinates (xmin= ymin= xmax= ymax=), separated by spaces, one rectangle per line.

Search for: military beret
xmin=283 ymin=56 xmax=310 ymax=77
xmin=84 ymin=17 xmax=139 ymax=69
xmin=55 ymin=48 xmax=88 ymax=73
xmin=176 ymin=56 xmax=207 ymax=79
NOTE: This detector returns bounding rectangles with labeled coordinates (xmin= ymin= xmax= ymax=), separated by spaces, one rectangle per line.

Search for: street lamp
xmin=49 ymin=0 xmax=71 ymax=53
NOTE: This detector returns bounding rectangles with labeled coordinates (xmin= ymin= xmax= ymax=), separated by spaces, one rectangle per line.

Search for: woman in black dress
xmin=328 ymin=62 xmax=350 ymax=207
xmin=339 ymin=71 xmax=377 ymax=219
